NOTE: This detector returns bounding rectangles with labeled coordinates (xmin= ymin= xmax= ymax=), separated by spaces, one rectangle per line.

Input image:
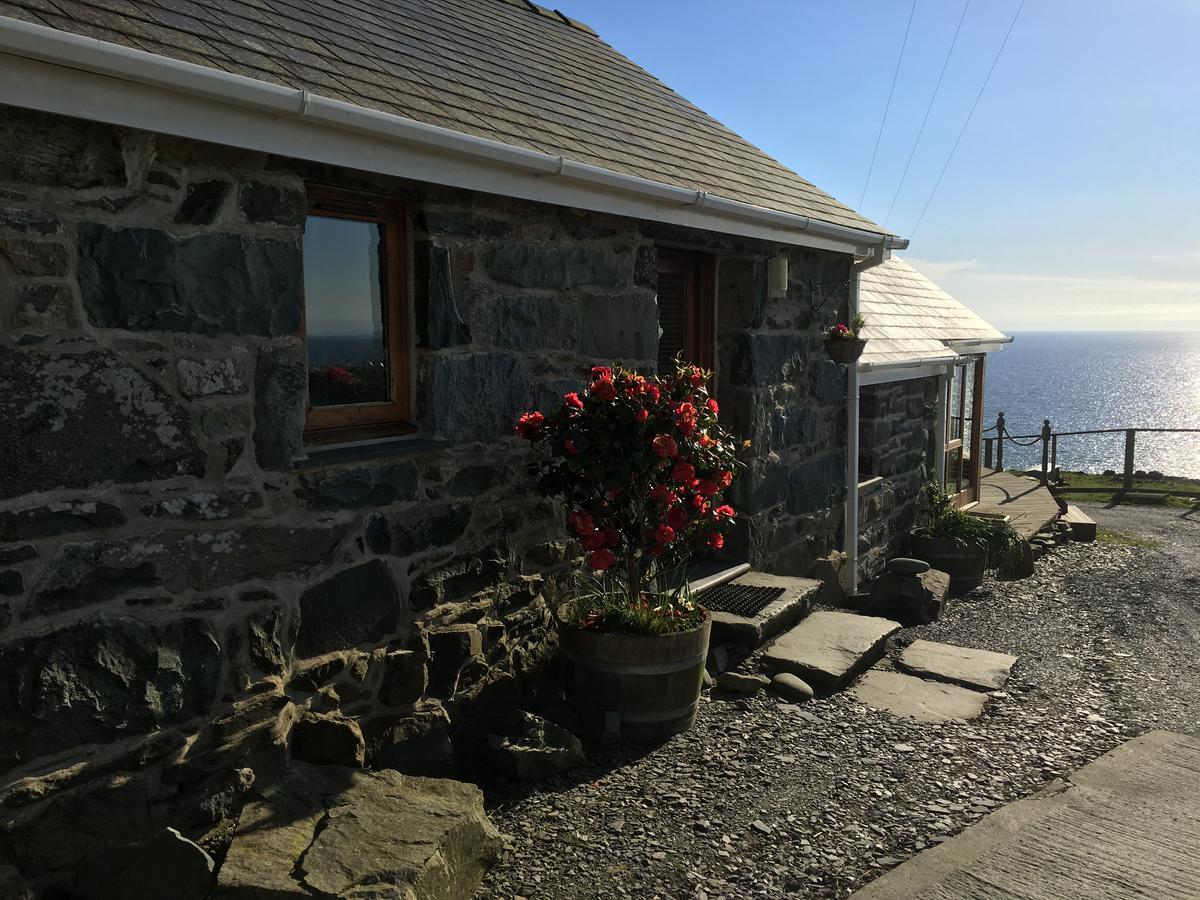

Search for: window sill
xmin=295 ymin=433 xmax=451 ymax=469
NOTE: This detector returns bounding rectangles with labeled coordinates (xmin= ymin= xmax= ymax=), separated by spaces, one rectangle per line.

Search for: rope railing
xmin=981 ymin=413 xmax=1200 ymax=491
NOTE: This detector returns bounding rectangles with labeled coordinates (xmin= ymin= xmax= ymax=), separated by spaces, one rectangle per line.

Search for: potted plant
xmin=824 ymin=313 xmax=867 ymax=364
xmin=909 ymin=483 xmax=1025 ymax=594
xmin=514 ymin=363 xmax=745 ymax=741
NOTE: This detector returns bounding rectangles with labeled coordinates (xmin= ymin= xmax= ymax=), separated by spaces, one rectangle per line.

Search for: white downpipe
xmin=934 ymin=371 xmax=950 ymax=486
xmin=844 ymin=249 xmax=891 ymax=595
xmin=0 ymin=15 xmax=909 ymax=254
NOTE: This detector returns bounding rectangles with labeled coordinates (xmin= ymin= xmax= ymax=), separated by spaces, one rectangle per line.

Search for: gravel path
xmin=479 ymin=505 xmax=1200 ymax=900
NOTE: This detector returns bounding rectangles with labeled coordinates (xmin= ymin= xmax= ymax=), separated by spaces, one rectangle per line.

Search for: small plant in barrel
xmin=514 ymin=362 xmax=747 ymax=738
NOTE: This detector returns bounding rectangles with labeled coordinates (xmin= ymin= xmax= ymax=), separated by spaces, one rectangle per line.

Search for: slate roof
xmin=0 ymin=0 xmax=889 ymax=236
xmin=858 ymin=256 xmax=1008 ymax=367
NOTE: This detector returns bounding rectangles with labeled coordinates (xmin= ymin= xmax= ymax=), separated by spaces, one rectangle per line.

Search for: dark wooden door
xmin=656 ymin=249 xmax=714 ymax=373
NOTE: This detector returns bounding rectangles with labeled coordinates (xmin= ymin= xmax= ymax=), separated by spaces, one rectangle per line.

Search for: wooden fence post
xmin=1040 ymin=419 xmax=1051 ymax=486
xmin=1123 ymin=429 xmax=1136 ymax=491
xmin=996 ymin=412 xmax=1005 ymax=472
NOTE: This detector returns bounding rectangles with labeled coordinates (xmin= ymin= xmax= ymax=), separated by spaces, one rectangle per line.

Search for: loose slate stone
xmin=77 ymin=223 xmax=302 ymax=336
xmin=0 ymin=348 xmax=204 ymax=501
xmin=763 ymin=611 xmax=901 ymax=694
xmin=714 ymin=671 xmax=770 ymax=696
xmin=898 ymin=640 xmax=1018 ymax=692
xmin=217 ymin=764 xmax=501 ymax=897
xmin=852 ymin=670 xmax=988 ymax=724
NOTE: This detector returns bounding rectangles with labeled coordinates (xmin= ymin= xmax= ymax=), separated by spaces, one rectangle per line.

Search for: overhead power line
xmin=883 ymin=0 xmax=972 ymax=228
xmin=909 ymin=0 xmax=1027 ymax=240
xmin=858 ymin=0 xmax=918 ymax=212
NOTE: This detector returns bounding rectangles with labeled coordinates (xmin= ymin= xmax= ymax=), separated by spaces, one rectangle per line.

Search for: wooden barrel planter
xmin=558 ymin=613 xmax=711 ymax=742
xmin=909 ymin=534 xmax=986 ymax=594
xmin=824 ymin=337 xmax=867 ymax=364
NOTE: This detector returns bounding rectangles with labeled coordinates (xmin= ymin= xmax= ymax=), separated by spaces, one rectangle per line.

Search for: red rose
xmin=675 ymin=402 xmax=697 ymax=436
xmin=579 ymin=530 xmax=606 ymax=551
xmin=564 ymin=392 xmax=584 ymax=409
xmin=696 ymin=478 xmax=719 ymax=497
xmin=590 ymin=366 xmax=613 ymax=382
xmin=590 ymin=379 xmax=617 ymax=401
xmin=706 ymin=398 xmax=719 ymax=415
xmin=691 ymin=494 xmax=709 ymax=513
xmin=588 ymin=548 xmax=615 ymax=571
xmin=514 ymin=411 xmax=545 ymax=439
xmin=568 ymin=511 xmax=594 ymax=535
xmin=602 ymin=524 xmax=621 ymax=547
xmin=652 ymin=434 xmax=679 ymax=459
xmin=635 ymin=409 xmax=649 ymax=424
xmin=698 ymin=434 xmax=716 ymax=447
xmin=671 ymin=462 xmax=696 ymax=485
xmin=719 ymin=470 xmax=733 ymax=488
xmin=641 ymin=384 xmax=660 ymax=403
xmin=667 ymin=506 xmax=687 ymax=528
xmin=564 ymin=439 xmax=578 ymax=454
xmin=706 ymin=532 xmax=725 ymax=550
xmin=714 ymin=504 xmax=736 ymax=519
xmin=650 ymin=485 xmax=677 ymax=507
xmin=654 ymin=523 xmax=675 ymax=544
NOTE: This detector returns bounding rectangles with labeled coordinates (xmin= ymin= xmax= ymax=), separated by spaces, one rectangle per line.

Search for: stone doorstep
xmin=897 ymin=640 xmax=1018 ymax=693
xmin=851 ymin=670 xmax=989 ymax=724
xmin=704 ymin=571 xmax=823 ymax=651
xmin=762 ymin=611 xmax=901 ymax=695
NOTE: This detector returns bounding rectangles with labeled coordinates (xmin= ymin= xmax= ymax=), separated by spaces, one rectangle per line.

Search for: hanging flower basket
xmin=824 ymin=336 xmax=867 ymax=364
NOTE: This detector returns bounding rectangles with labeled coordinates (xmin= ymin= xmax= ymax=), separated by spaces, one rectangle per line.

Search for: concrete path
xmin=852 ymin=731 xmax=1200 ymax=899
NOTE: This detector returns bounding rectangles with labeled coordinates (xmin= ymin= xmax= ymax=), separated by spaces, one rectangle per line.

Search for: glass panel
xmin=304 ymin=214 xmax=389 ymax=408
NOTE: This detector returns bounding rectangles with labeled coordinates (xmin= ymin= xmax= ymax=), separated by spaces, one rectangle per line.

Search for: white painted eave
xmin=0 ymin=15 xmax=908 ymax=256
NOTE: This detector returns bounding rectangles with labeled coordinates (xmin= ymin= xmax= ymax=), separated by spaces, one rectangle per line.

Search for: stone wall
xmin=0 ymin=104 xmax=853 ymax=797
xmin=857 ymin=376 xmax=940 ymax=579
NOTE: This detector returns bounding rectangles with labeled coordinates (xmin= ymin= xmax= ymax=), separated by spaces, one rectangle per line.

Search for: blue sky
xmin=563 ymin=0 xmax=1200 ymax=331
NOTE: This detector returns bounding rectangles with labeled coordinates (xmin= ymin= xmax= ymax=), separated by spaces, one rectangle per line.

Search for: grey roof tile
xmin=3 ymin=0 xmax=889 ymax=234
xmin=858 ymin=257 xmax=1007 ymax=366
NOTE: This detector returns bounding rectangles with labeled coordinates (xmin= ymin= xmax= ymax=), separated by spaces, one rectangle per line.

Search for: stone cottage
xmin=0 ymin=0 xmax=1019 ymax=893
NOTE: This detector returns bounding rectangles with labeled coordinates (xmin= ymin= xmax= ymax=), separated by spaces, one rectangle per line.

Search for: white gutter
xmin=0 ymin=15 xmax=908 ymax=254
xmin=844 ymin=248 xmax=893 ymax=595
xmin=858 ymin=355 xmax=959 ymax=373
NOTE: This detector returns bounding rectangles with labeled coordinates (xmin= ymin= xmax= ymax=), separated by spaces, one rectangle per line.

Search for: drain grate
xmin=699 ymin=583 xmax=786 ymax=618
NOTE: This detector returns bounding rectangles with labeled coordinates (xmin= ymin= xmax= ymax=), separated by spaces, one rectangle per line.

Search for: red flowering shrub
xmin=515 ymin=362 xmax=746 ymax=634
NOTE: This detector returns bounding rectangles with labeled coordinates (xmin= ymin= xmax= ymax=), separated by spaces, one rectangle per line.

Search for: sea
xmin=983 ymin=332 xmax=1200 ymax=480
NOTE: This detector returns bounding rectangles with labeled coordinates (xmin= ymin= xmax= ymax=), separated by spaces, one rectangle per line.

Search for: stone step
xmin=1061 ymin=505 xmax=1097 ymax=542
xmin=897 ymin=640 xmax=1017 ymax=692
xmin=852 ymin=670 xmax=989 ymax=723
xmin=762 ymin=611 xmax=900 ymax=695
xmin=701 ymin=571 xmax=822 ymax=650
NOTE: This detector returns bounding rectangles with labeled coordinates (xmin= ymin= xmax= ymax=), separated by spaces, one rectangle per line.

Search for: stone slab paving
xmin=707 ymin=572 xmax=822 ymax=650
xmin=852 ymin=730 xmax=1200 ymax=899
xmin=897 ymin=640 xmax=1017 ymax=692
xmin=763 ymin=611 xmax=900 ymax=694
xmin=851 ymin=670 xmax=988 ymax=723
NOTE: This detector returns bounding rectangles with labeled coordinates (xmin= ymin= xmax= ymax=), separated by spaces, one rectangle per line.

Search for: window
xmin=656 ymin=248 xmax=714 ymax=373
xmin=302 ymin=187 xmax=411 ymax=441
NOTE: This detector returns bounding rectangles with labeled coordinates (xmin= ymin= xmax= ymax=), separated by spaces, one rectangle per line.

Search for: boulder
xmin=866 ymin=568 xmax=951 ymax=625
xmin=366 ymin=704 xmax=456 ymax=777
xmin=885 ymin=557 xmax=930 ymax=576
xmin=770 ymin=673 xmax=814 ymax=703
xmin=488 ymin=712 xmax=585 ymax=781
xmin=290 ymin=711 xmax=365 ymax=768
xmin=714 ymin=671 xmax=770 ymax=696
xmin=98 ymin=827 xmax=214 ymax=900
xmin=215 ymin=764 xmax=501 ymax=898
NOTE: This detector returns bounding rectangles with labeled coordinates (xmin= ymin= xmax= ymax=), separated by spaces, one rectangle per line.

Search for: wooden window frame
xmin=656 ymin=247 xmax=715 ymax=372
xmin=302 ymin=185 xmax=413 ymax=443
